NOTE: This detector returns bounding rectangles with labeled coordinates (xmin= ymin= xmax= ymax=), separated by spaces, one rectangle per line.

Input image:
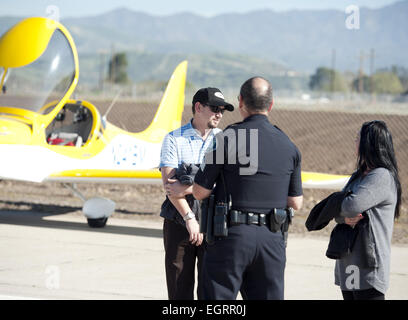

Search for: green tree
xmin=309 ymin=67 xmax=348 ymax=92
xmin=352 ymin=75 xmax=372 ymax=93
xmin=391 ymin=65 xmax=408 ymax=91
xmin=108 ymin=52 xmax=130 ymax=84
xmin=371 ymin=72 xmax=403 ymax=94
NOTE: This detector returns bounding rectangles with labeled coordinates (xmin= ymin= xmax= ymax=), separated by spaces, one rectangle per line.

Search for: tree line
xmin=106 ymin=52 xmax=408 ymax=95
xmin=309 ymin=66 xmax=408 ymax=95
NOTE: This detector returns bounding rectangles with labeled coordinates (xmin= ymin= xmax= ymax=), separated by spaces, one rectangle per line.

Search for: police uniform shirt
xmin=194 ymin=114 xmax=303 ymax=213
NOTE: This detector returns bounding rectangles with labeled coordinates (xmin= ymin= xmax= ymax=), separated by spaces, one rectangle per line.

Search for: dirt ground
xmin=0 ymin=99 xmax=407 ymax=244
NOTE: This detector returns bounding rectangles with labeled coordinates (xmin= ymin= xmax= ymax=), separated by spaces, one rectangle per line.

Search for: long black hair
xmin=356 ymin=120 xmax=401 ymax=219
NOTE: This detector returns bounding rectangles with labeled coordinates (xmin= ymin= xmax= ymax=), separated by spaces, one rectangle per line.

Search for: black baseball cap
xmin=192 ymin=87 xmax=234 ymax=112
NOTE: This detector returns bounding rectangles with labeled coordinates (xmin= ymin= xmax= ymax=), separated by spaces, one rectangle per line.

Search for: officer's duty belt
xmin=229 ymin=210 xmax=271 ymax=226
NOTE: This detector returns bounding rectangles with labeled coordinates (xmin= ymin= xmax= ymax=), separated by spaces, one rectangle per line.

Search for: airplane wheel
xmin=87 ymin=217 xmax=108 ymax=228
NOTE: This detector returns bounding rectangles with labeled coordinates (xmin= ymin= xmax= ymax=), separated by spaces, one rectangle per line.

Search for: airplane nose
xmin=0 ymin=118 xmax=32 ymax=144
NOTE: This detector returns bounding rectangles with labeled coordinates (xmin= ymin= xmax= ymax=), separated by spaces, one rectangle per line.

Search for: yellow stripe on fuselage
xmin=50 ymin=169 xmax=162 ymax=179
xmin=50 ymin=170 xmax=350 ymax=189
xmin=52 ymin=170 xmax=348 ymax=182
xmin=301 ymin=172 xmax=349 ymax=182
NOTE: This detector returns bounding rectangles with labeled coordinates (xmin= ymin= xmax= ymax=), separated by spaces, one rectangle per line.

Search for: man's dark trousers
xmin=202 ymin=223 xmax=286 ymax=300
xmin=163 ymin=219 xmax=204 ymax=300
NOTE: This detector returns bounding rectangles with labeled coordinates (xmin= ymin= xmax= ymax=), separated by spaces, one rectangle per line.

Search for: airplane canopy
xmin=0 ymin=17 xmax=79 ymax=115
xmin=0 ymin=17 xmax=58 ymax=68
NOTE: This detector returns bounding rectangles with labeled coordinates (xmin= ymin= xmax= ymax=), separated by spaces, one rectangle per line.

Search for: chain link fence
xmin=1 ymin=89 xmax=406 ymax=241
xmin=93 ymin=92 xmax=407 ymax=225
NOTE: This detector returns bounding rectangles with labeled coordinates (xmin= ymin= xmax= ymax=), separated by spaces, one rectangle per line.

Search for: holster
xmin=199 ymin=197 xmax=209 ymax=234
xmin=199 ymin=194 xmax=216 ymax=245
xmin=269 ymin=208 xmax=294 ymax=247
xmin=269 ymin=208 xmax=288 ymax=233
xmin=213 ymin=202 xmax=228 ymax=238
xmin=283 ymin=208 xmax=294 ymax=247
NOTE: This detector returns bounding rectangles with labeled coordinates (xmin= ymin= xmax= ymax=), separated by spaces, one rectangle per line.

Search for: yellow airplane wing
xmin=301 ymin=171 xmax=350 ymax=189
xmin=47 ymin=170 xmax=350 ymax=189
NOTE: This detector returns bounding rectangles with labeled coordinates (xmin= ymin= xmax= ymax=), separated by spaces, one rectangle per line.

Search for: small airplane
xmin=0 ymin=17 xmax=186 ymax=227
xmin=0 ymin=17 xmax=349 ymax=228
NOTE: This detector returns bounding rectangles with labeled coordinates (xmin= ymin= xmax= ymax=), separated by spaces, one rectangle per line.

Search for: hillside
xmin=78 ymin=51 xmax=307 ymax=89
xmin=64 ymin=1 xmax=408 ymax=72
xmin=0 ymin=1 xmax=407 ymax=88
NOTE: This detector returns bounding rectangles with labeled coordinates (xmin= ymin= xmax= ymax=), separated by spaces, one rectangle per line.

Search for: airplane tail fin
xmin=136 ymin=61 xmax=187 ymax=143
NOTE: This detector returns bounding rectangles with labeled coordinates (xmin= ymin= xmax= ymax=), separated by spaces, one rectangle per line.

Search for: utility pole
xmin=98 ymin=50 xmax=108 ymax=92
xmin=369 ymin=48 xmax=375 ymax=76
xmin=357 ymin=50 xmax=374 ymax=94
xmin=369 ymin=48 xmax=376 ymax=102
xmin=331 ymin=48 xmax=336 ymax=93
xmin=110 ymin=44 xmax=116 ymax=83
xmin=358 ymin=50 xmax=364 ymax=93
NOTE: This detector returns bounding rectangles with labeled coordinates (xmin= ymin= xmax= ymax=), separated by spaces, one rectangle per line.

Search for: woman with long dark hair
xmin=334 ymin=120 xmax=401 ymax=300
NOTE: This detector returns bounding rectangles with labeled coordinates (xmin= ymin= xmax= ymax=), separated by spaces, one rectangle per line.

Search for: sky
xmin=0 ymin=0 xmax=401 ymax=18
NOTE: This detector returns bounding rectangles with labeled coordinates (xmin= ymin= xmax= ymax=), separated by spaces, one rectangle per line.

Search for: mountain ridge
xmin=0 ymin=1 xmax=406 ymax=88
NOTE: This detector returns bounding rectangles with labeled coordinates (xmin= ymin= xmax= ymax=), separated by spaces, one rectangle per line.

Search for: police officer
xmin=192 ymin=77 xmax=303 ymax=300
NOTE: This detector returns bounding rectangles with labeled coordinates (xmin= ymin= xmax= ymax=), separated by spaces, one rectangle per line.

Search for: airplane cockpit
xmin=46 ymin=101 xmax=94 ymax=147
xmin=0 ymin=17 xmax=101 ymax=149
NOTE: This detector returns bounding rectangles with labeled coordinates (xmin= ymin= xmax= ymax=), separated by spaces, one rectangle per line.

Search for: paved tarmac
xmin=0 ymin=210 xmax=407 ymax=300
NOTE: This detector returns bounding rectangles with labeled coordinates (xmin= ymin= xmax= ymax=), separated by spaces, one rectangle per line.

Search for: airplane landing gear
xmin=87 ymin=217 xmax=108 ymax=228
xmin=63 ymin=183 xmax=115 ymax=228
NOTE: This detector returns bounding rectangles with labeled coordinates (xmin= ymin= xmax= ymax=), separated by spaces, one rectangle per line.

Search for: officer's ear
xmin=268 ymin=99 xmax=274 ymax=112
xmin=238 ymin=95 xmax=244 ymax=109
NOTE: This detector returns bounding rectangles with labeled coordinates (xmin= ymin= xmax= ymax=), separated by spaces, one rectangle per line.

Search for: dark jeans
xmin=342 ymin=288 xmax=385 ymax=300
xmin=163 ymin=219 xmax=204 ymax=300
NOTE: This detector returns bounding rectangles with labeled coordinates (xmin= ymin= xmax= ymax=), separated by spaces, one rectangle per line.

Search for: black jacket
xmin=306 ymin=190 xmax=375 ymax=265
xmin=305 ymin=190 xmax=349 ymax=231
xmin=160 ymin=163 xmax=200 ymax=226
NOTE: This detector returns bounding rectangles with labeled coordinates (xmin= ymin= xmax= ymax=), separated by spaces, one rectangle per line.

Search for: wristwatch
xmin=183 ymin=211 xmax=196 ymax=221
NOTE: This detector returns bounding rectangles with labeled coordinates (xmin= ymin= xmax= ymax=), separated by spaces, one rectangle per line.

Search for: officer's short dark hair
xmin=240 ymin=77 xmax=273 ymax=112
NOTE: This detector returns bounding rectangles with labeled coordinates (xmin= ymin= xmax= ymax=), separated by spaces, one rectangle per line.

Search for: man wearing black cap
xmin=159 ymin=87 xmax=233 ymax=300
xmin=193 ymin=77 xmax=303 ymax=300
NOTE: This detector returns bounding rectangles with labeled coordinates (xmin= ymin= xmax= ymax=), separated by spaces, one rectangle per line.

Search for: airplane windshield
xmin=0 ymin=29 xmax=75 ymax=113
xmin=0 ymin=67 xmax=4 ymax=93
